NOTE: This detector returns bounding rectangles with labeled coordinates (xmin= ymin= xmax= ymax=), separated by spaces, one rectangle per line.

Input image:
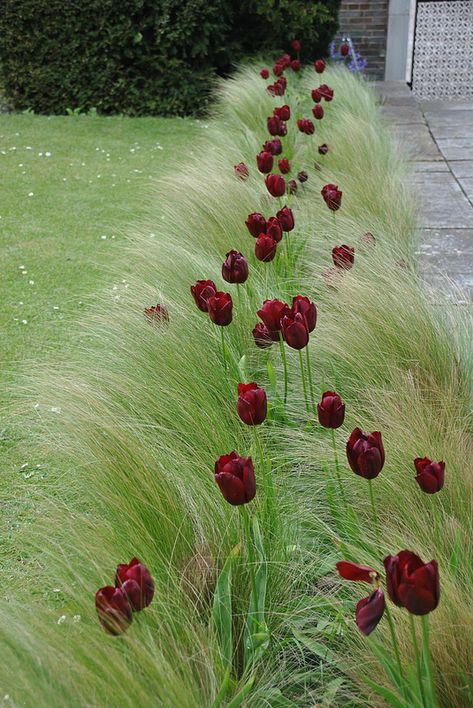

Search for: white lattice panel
xmin=412 ymin=0 xmax=473 ymax=99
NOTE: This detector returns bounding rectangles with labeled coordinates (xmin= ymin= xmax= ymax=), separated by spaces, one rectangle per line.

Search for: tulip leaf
xmin=212 ymin=543 xmax=240 ymax=675
xmin=361 ymin=676 xmax=407 ymax=708
xmin=226 ymin=674 xmax=255 ymax=708
xmin=292 ymin=628 xmax=338 ymax=666
xmin=243 ymin=516 xmax=269 ymax=670
xmin=237 ymin=354 xmax=247 ymax=382
xmin=266 ymin=360 xmax=278 ymax=397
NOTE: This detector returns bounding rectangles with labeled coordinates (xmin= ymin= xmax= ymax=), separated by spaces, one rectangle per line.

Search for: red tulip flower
xmin=317 ymin=391 xmax=345 ymax=428
xmin=279 ymin=53 xmax=291 ymax=68
xmin=291 ymin=59 xmax=301 ymax=72
xmin=332 ymin=245 xmax=355 ymax=269
xmin=265 ymin=173 xmax=286 ymax=197
xmin=321 ymin=183 xmax=342 ymax=211
xmin=267 ymin=216 xmax=283 ymax=242
xmin=356 ymin=589 xmax=386 ymax=636
xmin=288 ymin=179 xmax=297 ymax=194
xmin=336 ymin=561 xmax=379 ymax=583
xmin=214 ymin=452 xmax=256 ymax=506
xmin=318 ymin=144 xmax=329 ymax=155
xmin=255 ymin=234 xmax=277 ymax=262
xmin=144 ymin=304 xmax=169 ymax=325
xmin=115 ymin=558 xmax=154 ymax=611
xmin=311 ymin=88 xmax=322 ymax=103
xmin=245 ymin=212 xmax=267 ymax=238
xmin=237 ymin=382 xmax=267 ymax=425
xmin=260 ymin=68 xmax=269 ymax=79
xmin=319 ymin=84 xmax=334 ymax=101
xmin=281 ymin=312 xmax=309 ymax=350
xmin=341 ymin=42 xmax=349 ymax=57
xmin=191 ymin=279 xmax=217 ymax=312
xmin=267 ymin=115 xmax=284 ymax=137
xmin=274 ymin=104 xmax=291 ymax=121
xmin=234 ymin=162 xmax=249 ymax=180
xmin=95 ymin=586 xmax=133 ymax=635
xmin=207 ymin=291 xmax=233 ymax=326
xmin=297 ymin=118 xmax=315 ymax=135
xmin=291 ymin=39 xmax=301 ymax=52
xmin=256 ymin=150 xmax=274 ymax=174
xmin=312 ymin=104 xmax=324 ymax=120
xmin=298 ymin=170 xmax=308 ymax=183
xmin=384 ymin=551 xmax=440 ymax=615
xmin=263 ymin=138 xmax=283 ymax=155
xmin=257 ymin=298 xmax=290 ymax=341
xmin=314 ymin=59 xmax=326 ymax=73
xmin=273 ymin=78 xmax=286 ymax=96
xmin=414 ymin=457 xmax=445 ymax=494
xmin=252 ymin=322 xmax=273 ymax=348
xmin=347 ymin=428 xmax=385 ymax=479
xmin=273 ymin=63 xmax=284 ymax=77
xmin=222 ymin=250 xmax=249 ymax=284
xmin=276 ymin=206 xmax=295 ymax=231
xmin=278 ymin=157 xmax=290 ymax=174
xmin=291 ymin=295 xmax=317 ymax=332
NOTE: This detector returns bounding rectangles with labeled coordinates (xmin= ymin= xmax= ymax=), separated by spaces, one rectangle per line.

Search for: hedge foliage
xmin=0 ymin=0 xmax=339 ymax=116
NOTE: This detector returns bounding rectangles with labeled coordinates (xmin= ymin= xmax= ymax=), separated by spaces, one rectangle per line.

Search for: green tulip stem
xmin=252 ymin=425 xmax=275 ymax=529
xmin=298 ymin=350 xmax=310 ymax=414
xmin=368 ymin=480 xmax=379 ymax=541
xmin=239 ymin=506 xmax=258 ymax=617
xmin=384 ymin=603 xmax=405 ymax=688
xmin=285 ymin=232 xmax=292 ymax=274
xmin=330 ymin=429 xmax=345 ymax=502
xmin=278 ymin=332 xmax=288 ymax=405
xmin=332 ymin=211 xmax=336 ymax=228
xmin=220 ymin=327 xmax=227 ymax=373
xmin=421 ymin=615 xmax=438 ymax=707
xmin=410 ymin=613 xmax=427 ymax=708
xmin=236 ymin=283 xmax=241 ymax=308
xmin=432 ymin=495 xmax=440 ymax=550
xmin=305 ymin=345 xmax=316 ymax=414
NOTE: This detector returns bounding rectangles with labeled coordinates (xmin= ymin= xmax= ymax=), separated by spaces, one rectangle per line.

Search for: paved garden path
xmin=377 ymin=81 xmax=473 ymax=301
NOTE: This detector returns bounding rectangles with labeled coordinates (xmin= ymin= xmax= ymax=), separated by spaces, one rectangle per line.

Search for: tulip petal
xmin=355 ymin=589 xmax=385 ymax=635
xmin=215 ymin=472 xmax=246 ymax=505
xmin=336 ymin=561 xmax=378 ymax=583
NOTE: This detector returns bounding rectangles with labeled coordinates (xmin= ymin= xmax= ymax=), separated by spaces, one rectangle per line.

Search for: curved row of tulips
xmin=95 ymin=41 xmax=445 ymax=707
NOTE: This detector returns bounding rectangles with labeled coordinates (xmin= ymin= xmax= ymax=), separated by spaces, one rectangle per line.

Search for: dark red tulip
xmin=276 ymin=206 xmax=295 ymax=231
xmin=267 ymin=84 xmax=276 ymax=96
xmin=279 ymin=53 xmax=291 ymax=68
xmin=207 ymin=291 xmax=233 ymax=326
xmin=291 ymin=59 xmax=301 ymax=72
xmin=256 ymin=150 xmax=274 ymax=174
xmin=287 ymin=179 xmax=297 ymax=194
xmin=234 ymin=162 xmax=249 ymax=180
xmin=281 ymin=312 xmax=309 ymax=350
xmin=297 ymin=118 xmax=315 ymax=135
xmin=318 ymin=143 xmax=329 ymax=155
xmin=291 ymin=295 xmax=316 ymax=332
xmin=265 ymin=173 xmax=286 ymax=198
xmin=260 ymin=68 xmax=269 ymax=79
xmin=273 ymin=78 xmax=286 ymax=96
xmin=332 ymin=245 xmax=355 ymax=269
xmin=191 ymin=279 xmax=217 ymax=312
xmin=267 ymin=216 xmax=283 ymax=242
xmin=291 ymin=39 xmax=301 ymax=52
xmin=237 ymin=382 xmax=267 ymax=425
xmin=252 ymin=322 xmax=273 ymax=348
xmin=273 ymin=63 xmax=284 ymax=77
xmin=321 ymin=183 xmax=342 ymax=211
xmin=255 ymin=234 xmax=277 ymax=262
xmin=274 ymin=105 xmax=291 ymax=121
xmin=311 ymin=88 xmax=322 ymax=103
xmin=257 ymin=299 xmax=290 ymax=341
xmin=356 ymin=589 xmax=386 ymax=636
xmin=319 ymin=84 xmax=334 ymax=101
xmin=267 ymin=115 xmax=283 ymax=137
xmin=317 ymin=391 xmax=345 ymax=428
xmin=263 ymin=138 xmax=283 ymax=155
xmin=245 ymin=212 xmax=267 ymax=238
xmin=346 ymin=428 xmax=385 ymax=480
xmin=298 ymin=170 xmax=308 ymax=183
xmin=336 ymin=561 xmax=379 ymax=583
xmin=341 ymin=42 xmax=349 ymax=57
xmin=115 ymin=557 xmax=154 ymax=611
xmin=222 ymin=250 xmax=249 ymax=284
xmin=384 ymin=551 xmax=440 ymax=615
xmin=214 ymin=451 xmax=256 ymax=506
xmin=95 ymin=586 xmax=132 ymax=635
xmin=414 ymin=457 xmax=445 ymax=494
xmin=144 ymin=304 xmax=169 ymax=325
xmin=314 ymin=59 xmax=326 ymax=73
xmin=312 ymin=104 xmax=324 ymax=120
xmin=278 ymin=157 xmax=290 ymax=174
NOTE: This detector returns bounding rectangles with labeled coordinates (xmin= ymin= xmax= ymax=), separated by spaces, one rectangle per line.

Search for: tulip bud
xmin=332 ymin=245 xmax=355 ymax=269
xmin=273 ymin=78 xmax=286 ymax=96
xmin=260 ymin=68 xmax=269 ymax=79
xmin=278 ymin=157 xmax=290 ymax=174
xmin=288 ymin=179 xmax=297 ymax=194
xmin=291 ymin=39 xmax=301 ymax=52
xmin=95 ymin=586 xmax=133 ymax=635
xmin=252 ymin=322 xmax=273 ymax=348
xmin=245 ymin=212 xmax=267 ymax=238
xmin=384 ymin=551 xmax=440 ymax=615
xmin=312 ymin=104 xmax=324 ymax=120
xmin=222 ymin=250 xmax=249 ymax=284
xmin=274 ymin=104 xmax=291 ymax=121
xmin=319 ymin=84 xmax=334 ymax=101
xmin=297 ymin=118 xmax=315 ymax=135
xmin=191 ymin=279 xmax=217 ymax=312
xmin=276 ymin=206 xmax=295 ymax=231
xmin=318 ymin=143 xmax=329 ymax=155
xmin=279 ymin=53 xmax=291 ymax=68
xmin=234 ymin=162 xmax=249 ymax=180
xmin=291 ymin=295 xmax=317 ymax=332
xmin=237 ymin=382 xmax=267 ymax=425
xmin=414 ymin=457 xmax=445 ymax=494
xmin=214 ymin=452 xmax=256 ymax=505
xmin=336 ymin=561 xmax=379 ymax=583
xmin=265 ymin=173 xmax=286 ymax=198
xmin=207 ymin=291 xmax=233 ymax=326
xmin=267 ymin=115 xmax=283 ymax=136
xmin=281 ymin=312 xmax=309 ymax=350
xmin=311 ymin=88 xmax=322 ymax=103
xmin=263 ymin=138 xmax=283 ymax=155
xmin=341 ymin=42 xmax=349 ymax=57
xmin=144 ymin=304 xmax=169 ymax=325
xmin=267 ymin=84 xmax=276 ymax=96
xmin=346 ymin=428 xmax=385 ymax=479
xmin=356 ymin=589 xmax=386 ymax=636
xmin=255 ymin=234 xmax=277 ymax=262
xmin=298 ymin=170 xmax=308 ymax=183
xmin=267 ymin=216 xmax=283 ymax=242
xmin=291 ymin=59 xmax=301 ymax=71
xmin=321 ymin=183 xmax=342 ymax=211
xmin=115 ymin=558 xmax=154 ymax=611
xmin=256 ymin=150 xmax=274 ymax=174
xmin=273 ymin=63 xmax=284 ymax=77
xmin=317 ymin=391 xmax=345 ymax=428
xmin=257 ymin=298 xmax=290 ymax=341
xmin=314 ymin=59 xmax=326 ymax=73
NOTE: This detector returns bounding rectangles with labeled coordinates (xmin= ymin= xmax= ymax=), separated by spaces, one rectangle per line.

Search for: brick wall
xmin=337 ymin=0 xmax=389 ymax=78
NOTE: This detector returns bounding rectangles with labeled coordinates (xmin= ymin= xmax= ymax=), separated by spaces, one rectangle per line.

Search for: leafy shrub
xmin=0 ymin=0 xmax=339 ymax=116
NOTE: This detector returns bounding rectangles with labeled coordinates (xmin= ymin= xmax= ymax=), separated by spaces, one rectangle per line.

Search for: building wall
xmin=337 ymin=0 xmax=389 ymax=78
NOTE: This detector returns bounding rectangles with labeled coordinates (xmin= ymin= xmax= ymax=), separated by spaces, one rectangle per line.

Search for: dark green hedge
xmin=0 ymin=0 xmax=339 ymax=116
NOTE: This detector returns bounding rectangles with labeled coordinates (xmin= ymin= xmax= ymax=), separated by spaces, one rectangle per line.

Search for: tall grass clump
xmin=1 ymin=61 xmax=472 ymax=707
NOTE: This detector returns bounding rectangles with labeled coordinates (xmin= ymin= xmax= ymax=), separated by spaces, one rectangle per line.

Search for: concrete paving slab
xmin=390 ymin=122 xmax=442 ymax=160
xmin=435 ymin=138 xmax=473 ymax=161
xmin=412 ymin=161 xmax=449 ymax=173
xmin=410 ymin=172 xmax=473 ymax=228
xmin=458 ymin=178 xmax=473 ymax=202
xmin=418 ymin=229 xmax=473 ymax=299
xmin=381 ymin=105 xmax=425 ymax=124
xmin=449 ymin=161 xmax=473 ymax=179
xmin=423 ymin=110 xmax=473 ymax=129
xmin=420 ymin=100 xmax=473 ymax=112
